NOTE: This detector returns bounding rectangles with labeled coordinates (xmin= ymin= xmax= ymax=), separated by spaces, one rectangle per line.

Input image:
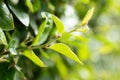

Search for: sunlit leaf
xmin=80 ymin=7 xmax=94 ymax=26
xmin=76 ymin=8 xmax=94 ymax=32
xmin=32 ymin=20 xmax=47 ymax=46
xmin=22 ymin=49 xmax=46 ymax=67
xmin=54 ymin=55 xmax=68 ymax=79
xmin=49 ymin=43 xmax=83 ymax=64
xmin=25 ymin=0 xmax=34 ymax=12
xmin=52 ymin=15 xmax=64 ymax=33
xmin=8 ymin=1 xmax=30 ymax=26
xmin=78 ymin=44 xmax=90 ymax=61
xmin=0 ymin=28 xmax=7 ymax=45
xmin=0 ymin=1 xmax=14 ymax=31
xmin=33 ymin=12 xmax=53 ymax=45
xmin=76 ymin=25 xmax=89 ymax=32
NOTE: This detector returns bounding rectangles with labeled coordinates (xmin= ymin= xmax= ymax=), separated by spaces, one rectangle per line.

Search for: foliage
xmin=0 ymin=0 xmax=120 ymax=80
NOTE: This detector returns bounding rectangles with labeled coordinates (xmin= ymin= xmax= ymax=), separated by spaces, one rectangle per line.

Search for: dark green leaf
xmin=0 ymin=28 xmax=7 ymax=45
xmin=0 ymin=61 xmax=16 ymax=80
xmin=8 ymin=2 xmax=29 ymax=26
xmin=0 ymin=1 xmax=14 ymax=31
xmin=8 ymin=40 xmax=17 ymax=55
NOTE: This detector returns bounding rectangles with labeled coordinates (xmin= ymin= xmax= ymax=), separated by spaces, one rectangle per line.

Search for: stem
xmin=30 ymin=24 xmax=82 ymax=50
xmin=68 ymin=24 xmax=82 ymax=33
xmin=30 ymin=36 xmax=61 ymax=49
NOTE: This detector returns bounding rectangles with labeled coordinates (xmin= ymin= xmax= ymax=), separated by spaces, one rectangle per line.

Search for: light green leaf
xmin=38 ymin=19 xmax=52 ymax=45
xmin=49 ymin=43 xmax=83 ymax=64
xmin=8 ymin=2 xmax=29 ymax=26
xmin=52 ymin=15 xmax=64 ymax=33
xmin=32 ymin=12 xmax=53 ymax=45
xmin=22 ymin=49 xmax=46 ymax=67
xmin=32 ymin=20 xmax=47 ymax=46
xmin=76 ymin=8 xmax=94 ymax=32
xmin=25 ymin=0 xmax=34 ymax=12
xmin=76 ymin=25 xmax=89 ymax=32
xmin=0 ymin=1 xmax=14 ymax=31
xmin=40 ymin=49 xmax=49 ymax=59
xmin=0 ymin=28 xmax=7 ymax=45
xmin=80 ymin=7 xmax=94 ymax=26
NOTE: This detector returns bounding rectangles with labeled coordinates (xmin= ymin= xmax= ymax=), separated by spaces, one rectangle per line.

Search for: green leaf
xmin=8 ymin=1 xmax=29 ymax=26
xmin=80 ymin=7 xmax=94 ymax=26
xmin=0 ymin=28 xmax=7 ymax=45
xmin=76 ymin=8 xmax=94 ymax=32
xmin=25 ymin=0 xmax=34 ymax=12
xmin=0 ymin=61 xmax=9 ymax=80
xmin=38 ymin=22 xmax=52 ymax=45
xmin=49 ymin=43 xmax=83 ymax=64
xmin=32 ymin=0 xmax=41 ymax=12
xmin=32 ymin=20 xmax=47 ymax=46
xmin=40 ymin=49 xmax=49 ymax=59
xmin=76 ymin=25 xmax=89 ymax=32
xmin=52 ymin=15 xmax=64 ymax=33
xmin=22 ymin=49 xmax=46 ymax=67
xmin=0 ymin=1 xmax=14 ymax=31
xmin=14 ymin=65 xmax=26 ymax=80
xmin=0 ymin=61 xmax=16 ymax=80
xmin=6 ymin=67 xmax=16 ymax=80
xmin=32 ymin=12 xmax=53 ymax=45
xmin=8 ymin=40 xmax=17 ymax=55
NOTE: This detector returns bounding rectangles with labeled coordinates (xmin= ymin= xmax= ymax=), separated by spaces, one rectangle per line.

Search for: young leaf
xmin=32 ymin=12 xmax=53 ymax=45
xmin=0 ymin=28 xmax=7 ymax=45
xmin=25 ymin=0 xmax=34 ymax=12
xmin=49 ymin=43 xmax=83 ymax=64
xmin=22 ymin=49 xmax=46 ymax=67
xmin=76 ymin=25 xmax=89 ymax=32
xmin=76 ymin=8 xmax=94 ymax=32
xmin=32 ymin=20 xmax=47 ymax=46
xmin=80 ymin=7 xmax=94 ymax=26
xmin=52 ymin=15 xmax=64 ymax=33
xmin=38 ymin=13 xmax=53 ymax=45
xmin=8 ymin=1 xmax=30 ymax=26
xmin=0 ymin=1 xmax=14 ymax=31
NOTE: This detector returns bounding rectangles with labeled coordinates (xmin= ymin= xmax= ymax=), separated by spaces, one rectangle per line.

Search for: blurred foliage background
xmin=0 ymin=0 xmax=120 ymax=80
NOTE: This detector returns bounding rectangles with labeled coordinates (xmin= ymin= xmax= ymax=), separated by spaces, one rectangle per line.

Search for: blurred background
xmin=16 ymin=0 xmax=120 ymax=80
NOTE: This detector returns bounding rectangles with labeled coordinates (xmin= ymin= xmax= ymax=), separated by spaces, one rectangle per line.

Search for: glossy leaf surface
xmin=32 ymin=20 xmax=47 ymax=46
xmin=52 ymin=15 xmax=64 ymax=33
xmin=0 ymin=1 xmax=14 ymax=31
xmin=49 ymin=43 xmax=83 ymax=64
xmin=0 ymin=28 xmax=7 ymax=45
xmin=8 ymin=2 xmax=29 ymax=26
xmin=22 ymin=49 xmax=46 ymax=67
